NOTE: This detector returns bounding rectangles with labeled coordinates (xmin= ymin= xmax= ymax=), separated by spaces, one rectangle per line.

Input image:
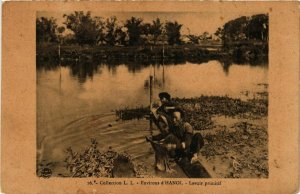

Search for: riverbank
xmin=116 ymin=92 xmax=268 ymax=130
xmin=37 ymin=92 xmax=268 ymax=178
xmin=115 ymin=92 xmax=268 ymax=178
xmin=174 ymin=93 xmax=268 ymax=178
xmin=36 ymin=43 xmax=268 ymax=69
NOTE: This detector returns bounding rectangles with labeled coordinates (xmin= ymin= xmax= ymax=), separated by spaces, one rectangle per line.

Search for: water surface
xmin=37 ymin=60 xmax=268 ymax=177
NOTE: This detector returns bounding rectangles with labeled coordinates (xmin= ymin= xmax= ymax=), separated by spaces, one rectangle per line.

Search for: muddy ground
xmin=174 ymin=93 xmax=268 ymax=178
xmin=124 ymin=92 xmax=269 ymax=178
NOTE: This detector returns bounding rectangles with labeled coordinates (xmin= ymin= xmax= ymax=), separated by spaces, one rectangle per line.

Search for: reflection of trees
xmin=37 ymin=57 xmax=60 ymax=71
xmin=68 ymin=60 xmax=100 ymax=83
xmin=37 ymin=54 xmax=268 ymax=84
xmin=218 ymin=58 xmax=232 ymax=75
xmin=218 ymin=55 xmax=268 ymax=75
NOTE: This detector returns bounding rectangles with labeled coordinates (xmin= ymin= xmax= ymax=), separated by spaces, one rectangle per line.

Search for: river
xmin=37 ymin=60 xmax=268 ymax=177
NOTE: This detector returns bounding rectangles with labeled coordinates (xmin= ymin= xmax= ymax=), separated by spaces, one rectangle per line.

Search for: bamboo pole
xmin=59 ymin=44 xmax=62 ymax=93
xmin=58 ymin=44 xmax=61 ymax=59
xmin=150 ymin=75 xmax=153 ymax=135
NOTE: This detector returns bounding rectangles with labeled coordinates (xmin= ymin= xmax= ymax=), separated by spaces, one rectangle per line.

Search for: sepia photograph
xmin=36 ymin=11 xmax=269 ymax=179
xmin=2 ymin=1 xmax=300 ymax=194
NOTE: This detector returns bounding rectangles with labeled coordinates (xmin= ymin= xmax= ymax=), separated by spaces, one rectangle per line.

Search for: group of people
xmin=147 ymin=92 xmax=205 ymax=170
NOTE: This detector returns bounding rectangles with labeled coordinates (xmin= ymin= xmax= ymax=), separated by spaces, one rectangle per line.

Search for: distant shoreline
xmin=36 ymin=43 xmax=268 ymax=66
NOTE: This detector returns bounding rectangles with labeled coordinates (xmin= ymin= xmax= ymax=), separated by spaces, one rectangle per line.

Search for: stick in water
xmin=150 ymin=75 xmax=153 ymax=135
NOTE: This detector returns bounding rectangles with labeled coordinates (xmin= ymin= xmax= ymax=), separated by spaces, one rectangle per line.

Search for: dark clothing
xmin=152 ymin=133 xmax=167 ymax=141
xmin=156 ymin=101 xmax=178 ymax=116
xmin=156 ymin=101 xmax=179 ymax=126
xmin=150 ymin=101 xmax=178 ymax=136
xmin=169 ymin=122 xmax=194 ymax=149
xmin=155 ymin=121 xmax=204 ymax=159
xmin=189 ymin=133 xmax=204 ymax=156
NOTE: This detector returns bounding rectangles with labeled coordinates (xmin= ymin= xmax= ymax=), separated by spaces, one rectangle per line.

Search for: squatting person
xmin=161 ymin=108 xmax=205 ymax=164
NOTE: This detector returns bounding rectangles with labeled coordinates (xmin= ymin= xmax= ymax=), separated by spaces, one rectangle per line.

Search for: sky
xmin=37 ymin=11 xmax=263 ymax=35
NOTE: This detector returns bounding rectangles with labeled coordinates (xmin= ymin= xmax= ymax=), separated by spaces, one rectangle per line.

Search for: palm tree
xmin=124 ymin=17 xmax=144 ymax=46
xmin=151 ymin=18 xmax=163 ymax=45
xmin=165 ymin=21 xmax=182 ymax=45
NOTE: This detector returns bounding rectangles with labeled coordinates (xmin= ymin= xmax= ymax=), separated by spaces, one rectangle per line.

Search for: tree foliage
xmin=214 ymin=27 xmax=224 ymax=40
xmin=36 ymin=17 xmax=58 ymax=43
xmin=94 ymin=16 xmax=106 ymax=45
xmin=150 ymin=18 xmax=163 ymax=45
xmin=186 ymin=34 xmax=200 ymax=44
xmin=105 ymin=16 xmax=120 ymax=46
xmin=223 ymin=16 xmax=249 ymax=42
xmin=246 ymin=14 xmax=268 ymax=41
xmin=218 ymin=14 xmax=268 ymax=44
xmin=63 ymin=11 xmax=100 ymax=45
xmin=37 ymin=13 xmax=268 ymax=47
xmin=124 ymin=17 xmax=144 ymax=46
xmin=165 ymin=21 xmax=182 ymax=45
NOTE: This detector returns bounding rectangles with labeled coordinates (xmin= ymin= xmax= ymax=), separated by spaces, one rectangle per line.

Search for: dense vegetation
xmin=37 ymin=12 xmax=268 ymax=47
xmin=37 ymin=12 xmax=268 ymax=76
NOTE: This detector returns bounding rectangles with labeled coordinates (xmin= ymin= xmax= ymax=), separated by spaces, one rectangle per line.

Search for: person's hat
xmin=159 ymin=92 xmax=171 ymax=101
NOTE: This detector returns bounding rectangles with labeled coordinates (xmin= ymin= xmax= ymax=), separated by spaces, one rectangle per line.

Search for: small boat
xmin=146 ymin=136 xmax=211 ymax=178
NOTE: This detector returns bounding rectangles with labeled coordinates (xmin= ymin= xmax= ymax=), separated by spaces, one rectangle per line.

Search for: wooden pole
xmin=58 ymin=44 xmax=61 ymax=59
xmin=162 ymin=44 xmax=165 ymax=87
xmin=162 ymin=63 xmax=165 ymax=87
xmin=150 ymin=75 xmax=153 ymax=135
xmin=162 ymin=43 xmax=165 ymax=58
xmin=59 ymin=43 xmax=62 ymax=94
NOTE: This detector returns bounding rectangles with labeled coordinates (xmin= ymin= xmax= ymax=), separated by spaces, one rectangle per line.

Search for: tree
xmin=185 ymin=27 xmax=199 ymax=44
xmin=94 ymin=16 xmax=106 ymax=45
xmin=115 ymin=27 xmax=128 ymax=46
xmin=57 ymin=26 xmax=65 ymax=43
xmin=57 ymin=26 xmax=65 ymax=34
xmin=187 ymin=34 xmax=200 ymax=44
xmin=165 ymin=21 xmax=182 ymax=45
xmin=124 ymin=17 xmax=144 ymax=46
xmin=214 ymin=27 xmax=224 ymax=41
xmin=105 ymin=16 xmax=119 ymax=46
xmin=63 ymin=11 xmax=99 ymax=45
xmin=142 ymin=23 xmax=151 ymax=36
xmin=246 ymin=14 xmax=268 ymax=41
xmin=36 ymin=17 xmax=58 ymax=43
xmin=150 ymin=18 xmax=163 ymax=45
xmin=200 ymin=31 xmax=210 ymax=41
xmin=219 ymin=14 xmax=268 ymax=44
xmin=222 ymin=16 xmax=250 ymax=43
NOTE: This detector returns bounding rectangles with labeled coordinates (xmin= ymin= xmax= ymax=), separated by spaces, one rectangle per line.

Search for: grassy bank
xmin=114 ymin=93 xmax=268 ymax=178
xmin=36 ymin=138 xmax=148 ymax=178
xmin=115 ymin=94 xmax=268 ymax=130
xmin=201 ymin=118 xmax=268 ymax=178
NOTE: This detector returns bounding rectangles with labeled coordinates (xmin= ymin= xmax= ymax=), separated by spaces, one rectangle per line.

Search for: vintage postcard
xmin=1 ymin=1 xmax=299 ymax=194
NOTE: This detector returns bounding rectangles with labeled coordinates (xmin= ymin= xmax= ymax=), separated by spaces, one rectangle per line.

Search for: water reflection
xmin=68 ymin=61 xmax=101 ymax=83
xmin=37 ymin=60 xmax=268 ymax=120
xmin=37 ymin=59 xmax=268 ymax=173
xmin=37 ymin=52 xmax=269 ymax=178
xmin=37 ymin=57 xmax=267 ymax=85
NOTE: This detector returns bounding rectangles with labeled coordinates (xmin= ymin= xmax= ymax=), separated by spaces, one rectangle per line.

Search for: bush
xmin=64 ymin=138 xmax=136 ymax=177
